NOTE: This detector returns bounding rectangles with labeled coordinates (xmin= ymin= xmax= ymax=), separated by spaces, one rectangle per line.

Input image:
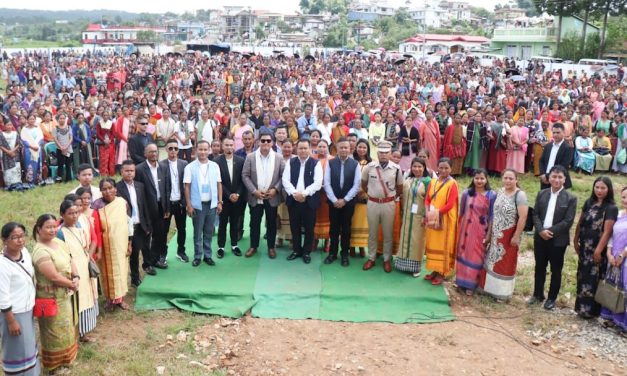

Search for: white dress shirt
xmin=282 ymin=156 xmax=323 ymax=197
xmin=168 ymin=160 xmax=181 ymax=201
xmin=323 ymin=157 xmax=362 ymax=203
xmin=546 ymin=140 xmax=564 ymax=174
xmin=226 ymin=156 xmax=234 ymax=182
xmin=148 ymin=161 xmax=160 ymax=200
xmin=543 ymin=186 xmax=564 ymax=228
xmin=125 ymin=181 xmax=140 ymax=224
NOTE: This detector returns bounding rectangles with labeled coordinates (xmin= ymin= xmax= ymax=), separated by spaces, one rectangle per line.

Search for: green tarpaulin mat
xmin=135 ymin=217 xmax=454 ymax=323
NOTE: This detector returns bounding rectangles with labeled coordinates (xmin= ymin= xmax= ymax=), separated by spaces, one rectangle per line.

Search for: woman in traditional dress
xmin=330 ymin=117 xmax=348 ymax=156
xmin=57 ymin=198 xmax=99 ymax=341
xmin=276 ymin=140 xmax=293 ymax=247
xmin=419 ymin=109 xmax=440 ymax=172
xmin=575 ymin=127 xmax=596 ymax=174
xmin=573 ymin=177 xmax=617 ymax=319
xmin=531 ymin=120 xmax=551 ymax=176
xmin=0 ymin=222 xmax=40 ymax=376
xmin=612 ymin=114 xmax=627 ymax=174
xmin=478 ymin=169 xmax=528 ymax=300
xmin=456 ymin=169 xmax=496 ymax=295
xmin=506 ymin=119 xmax=529 ymax=174
xmin=31 ymin=214 xmax=79 ymax=373
xmin=368 ymin=112 xmax=387 ymax=160
xmin=349 ymin=139 xmax=371 ymax=258
xmin=95 ymin=109 xmax=116 ymax=176
xmin=114 ymin=107 xmax=131 ymax=170
xmin=20 ymin=114 xmax=44 ymax=187
xmin=71 ymin=113 xmax=96 ymax=176
xmin=442 ymin=113 xmax=466 ymax=176
xmin=592 ymin=129 xmax=613 ymax=172
xmin=312 ymin=140 xmax=333 ymax=252
xmin=601 ymin=186 xmax=627 ymax=335
xmin=398 ymin=117 xmax=420 ymax=172
xmin=463 ymin=112 xmax=484 ymax=174
xmin=486 ymin=112 xmax=508 ymax=176
xmin=0 ymin=119 xmax=23 ymax=190
xmin=424 ymin=158 xmax=459 ymax=285
xmin=92 ymin=178 xmax=132 ymax=311
xmin=595 ymin=110 xmax=613 ymax=135
xmin=395 ymin=158 xmax=431 ymax=276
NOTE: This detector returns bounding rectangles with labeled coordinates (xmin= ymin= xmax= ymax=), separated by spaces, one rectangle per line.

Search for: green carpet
xmin=135 ymin=216 xmax=454 ymax=323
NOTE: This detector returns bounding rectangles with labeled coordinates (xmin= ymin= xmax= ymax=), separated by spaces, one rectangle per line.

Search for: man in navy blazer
xmin=282 ymin=139 xmax=323 ymax=264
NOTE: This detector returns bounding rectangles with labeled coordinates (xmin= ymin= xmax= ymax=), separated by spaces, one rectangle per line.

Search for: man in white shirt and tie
xmin=282 ymin=139 xmax=323 ymax=264
xmin=530 ymin=165 xmax=577 ymax=310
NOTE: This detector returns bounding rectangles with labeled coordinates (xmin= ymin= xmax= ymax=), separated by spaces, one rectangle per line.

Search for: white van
xmin=578 ymin=59 xmax=612 ymax=66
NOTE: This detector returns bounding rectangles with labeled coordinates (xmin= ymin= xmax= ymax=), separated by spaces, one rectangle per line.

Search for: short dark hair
xmin=197 ymin=140 xmax=210 ymax=148
xmin=166 ymin=138 xmax=178 ymax=145
xmin=1 ymin=222 xmax=26 ymax=240
xmin=551 ymin=122 xmax=565 ymax=131
xmin=297 ymin=138 xmax=311 ymax=147
xmin=548 ymin=165 xmax=567 ymax=177
xmin=346 ymin=133 xmax=358 ymax=140
xmin=121 ymin=159 xmax=135 ymax=167
xmin=77 ymin=163 xmax=92 ymax=174
xmin=336 ymin=137 xmax=349 ymax=144
xmin=76 ymin=187 xmax=92 ymax=197
xmin=259 ymin=129 xmax=275 ymax=142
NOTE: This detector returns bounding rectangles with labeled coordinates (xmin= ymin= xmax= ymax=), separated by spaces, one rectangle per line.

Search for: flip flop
xmin=431 ymin=276 xmax=443 ymax=285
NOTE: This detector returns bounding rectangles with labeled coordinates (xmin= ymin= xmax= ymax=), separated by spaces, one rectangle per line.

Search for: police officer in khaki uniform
xmin=361 ymin=141 xmax=403 ymax=273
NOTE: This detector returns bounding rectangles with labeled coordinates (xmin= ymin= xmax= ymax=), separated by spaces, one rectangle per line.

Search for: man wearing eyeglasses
xmin=128 ymin=115 xmax=151 ymax=165
xmin=242 ymin=130 xmax=285 ymax=259
xmin=160 ymin=138 xmax=189 ymax=262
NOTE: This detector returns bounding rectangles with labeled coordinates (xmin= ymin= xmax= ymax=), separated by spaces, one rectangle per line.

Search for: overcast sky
xmin=5 ymin=0 xmax=509 ymax=14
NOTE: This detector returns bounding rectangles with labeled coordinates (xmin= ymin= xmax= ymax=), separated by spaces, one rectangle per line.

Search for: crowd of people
xmin=1 ymin=49 xmax=627 ymax=374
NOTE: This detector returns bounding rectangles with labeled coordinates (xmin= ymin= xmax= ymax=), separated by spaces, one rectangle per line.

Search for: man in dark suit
xmin=160 ymin=138 xmax=189 ymax=262
xmin=127 ymin=115 xmax=152 ymax=165
xmin=539 ymin=122 xmax=573 ymax=190
xmin=530 ymin=165 xmax=577 ymax=310
xmin=135 ymin=142 xmax=168 ymax=269
xmin=215 ymin=137 xmax=246 ymax=258
xmin=242 ymin=130 xmax=285 ymax=259
xmin=117 ymin=160 xmax=154 ymax=286
xmin=322 ymin=138 xmax=361 ymax=267
xmin=282 ymin=139 xmax=323 ymax=264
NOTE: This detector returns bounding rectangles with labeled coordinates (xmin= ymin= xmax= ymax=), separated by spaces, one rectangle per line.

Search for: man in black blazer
xmin=128 ymin=116 xmax=151 ymax=165
xmin=135 ymin=142 xmax=168 ymax=269
xmin=530 ymin=165 xmax=577 ymax=310
xmin=282 ymin=139 xmax=323 ymax=264
xmin=539 ymin=122 xmax=573 ymax=190
xmin=160 ymin=139 xmax=189 ymax=262
xmin=117 ymin=160 xmax=153 ymax=287
xmin=214 ymin=137 xmax=246 ymax=258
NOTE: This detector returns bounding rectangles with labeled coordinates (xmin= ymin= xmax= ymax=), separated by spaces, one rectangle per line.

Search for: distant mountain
xmin=0 ymin=8 xmax=148 ymax=24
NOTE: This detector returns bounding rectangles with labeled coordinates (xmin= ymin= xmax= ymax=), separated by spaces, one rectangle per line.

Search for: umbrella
xmin=510 ymin=75 xmax=525 ymax=82
xmin=304 ymin=55 xmax=315 ymax=62
xmin=243 ymin=52 xmax=254 ymax=59
xmin=272 ymin=50 xmax=283 ymax=54
xmin=293 ymin=53 xmax=300 ymax=59
xmin=504 ymin=68 xmax=520 ymax=76
xmin=394 ymin=58 xmax=407 ymax=65
xmin=403 ymin=54 xmax=413 ymax=59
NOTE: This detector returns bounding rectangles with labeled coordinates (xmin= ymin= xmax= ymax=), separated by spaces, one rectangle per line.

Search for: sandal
xmin=412 ymin=270 xmax=421 ymax=278
xmin=465 ymin=289 xmax=474 ymax=296
xmin=425 ymin=271 xmax=436 ymax=281
xmin=602 ymin=320 xmax=615 ymax=329
xmin=431 ymin=276 xmax=443 ymax=285
xmin=118 ymin=301 xmax=130 ymax=310
xmin=104 ymin=302 xmax=116 ymax=312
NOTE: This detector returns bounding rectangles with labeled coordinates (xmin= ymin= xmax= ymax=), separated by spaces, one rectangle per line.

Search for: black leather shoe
xmin=204 ymin=258 xmax=215 ymax=266
xmin=527 ymin=296 xmax=544 ymax=305
xmin=155 ymin=257 xmax=168 ymax=269
xmin=323 ymin=255 xmax=337 ymax=264
xmin=341 ymin=257 xmax=349 ymax=267
xmin=303 ymin=254 xmax=311 ymax=264
xmin=286 ymin=252 xmax=300 ymax=261
xmin=176 ymin=253 xmax=189 ymax=263
xmin=217 ymin=248 xmax=225 ymax=259
xmin=232 ymin=247 xmax=242 ymax=257
xmin=143 ymin=266 xmax=157 ymax=276
xmin=131 ymin=278 xmax=142 ymax=287
xmin=543 ymin=299 xmax=556 ymax=310
xmin=192 ymin=259 xmax=201 ymax=267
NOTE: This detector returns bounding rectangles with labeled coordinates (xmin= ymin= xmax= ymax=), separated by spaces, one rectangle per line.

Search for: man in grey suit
xmin=530 ymin=165 xmax=577 ymax=310
xmin=242 ymin=130 xmax=285 ymax=259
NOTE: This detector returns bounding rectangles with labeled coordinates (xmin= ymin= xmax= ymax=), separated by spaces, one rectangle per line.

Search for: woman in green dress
xmin=31 ymin=213 xmax=79 ymax=373
xmin=395 ymin=157 xmax=431 ymax=277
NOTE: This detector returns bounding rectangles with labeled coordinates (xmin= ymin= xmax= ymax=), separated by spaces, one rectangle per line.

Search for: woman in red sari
xmin=455 ymin=169 xmax=496 ymax=295
xmin=442 ymin=113 xmax=467 ymax=176
xmin=419 ymin=109 xmax=441 ymax=172
xmin=478 ymin=169 xmax=528 ymax=300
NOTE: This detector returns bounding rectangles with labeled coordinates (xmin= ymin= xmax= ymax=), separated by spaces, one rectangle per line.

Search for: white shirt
xmin=0 ymin=248 xmax=35 ymax=314
xmin=69 ymin=184 xmax=103 ymax=203
xmin=125 ymin=181 xmax=140 ymax=224
xmin=168 ymin=160 xmax=181 ymax=201
xmin=282 ymin=156 xmax=323 ymax=197
xmin=226 ymin=156 xmax=234 ymax=182
xmin=546 ymin=140 xmax=564 ymax=174
xmin=148 ymin=161 xmax=161 ymax=200
xmin=543 ymin=187 xmax=564 ymax=228
xmin=183 ymin=160 xmax=222 ymax=202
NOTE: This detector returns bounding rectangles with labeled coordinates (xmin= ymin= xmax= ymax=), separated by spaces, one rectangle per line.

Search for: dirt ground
xmin=84 ymin=285 xmax=625 ymax=376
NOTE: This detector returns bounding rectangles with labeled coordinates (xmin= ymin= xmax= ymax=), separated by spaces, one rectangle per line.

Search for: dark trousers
xmin=288 ymin=202 xmax=316 ymax=256
xmin=164 ymin=201 xmax=187 ymax=255
xmin=249 ymin=200 xmax=277 ymax=249
xmin=56 ymin=151 xmax=73 ymax=182
xmin=328 ymin=203 xmax=355 ymax=258
xmin=533 ymin=236 xmax=568 ymax=301
xmin=150 ymin=202 xmax=168 ymax=260
xmin=130 ymin=224 xmax=151 ymax=280
xmin=218 ymin=200 xmax=244 ymax=248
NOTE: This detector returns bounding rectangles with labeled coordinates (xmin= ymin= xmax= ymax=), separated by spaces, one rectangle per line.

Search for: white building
xmin=439 ymin=1 xmax=471 ymax=22
xmin=348 ymin=0 xmax=397 ymax=22
xmin=406 ymin=1 xmax=448 ymax=28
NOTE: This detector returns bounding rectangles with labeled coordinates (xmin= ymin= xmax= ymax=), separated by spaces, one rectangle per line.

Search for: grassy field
xmin=0 ymin=171 xmax=624 ymax=375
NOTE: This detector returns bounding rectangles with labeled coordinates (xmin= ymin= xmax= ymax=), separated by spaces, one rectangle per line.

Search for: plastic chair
xmin=44 ymin=142 xmax=58 ymax=179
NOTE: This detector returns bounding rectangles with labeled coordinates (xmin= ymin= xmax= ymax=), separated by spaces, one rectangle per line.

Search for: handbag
xmin=594 ymin=267 xmax=625 ymax=314
xmin=88 ymin=258 xmax=101 ymax=278
xmin=617 ymin=148 xmax=627 ymax=165
xmin=33 ymin=298 xmax=58 ymax=318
